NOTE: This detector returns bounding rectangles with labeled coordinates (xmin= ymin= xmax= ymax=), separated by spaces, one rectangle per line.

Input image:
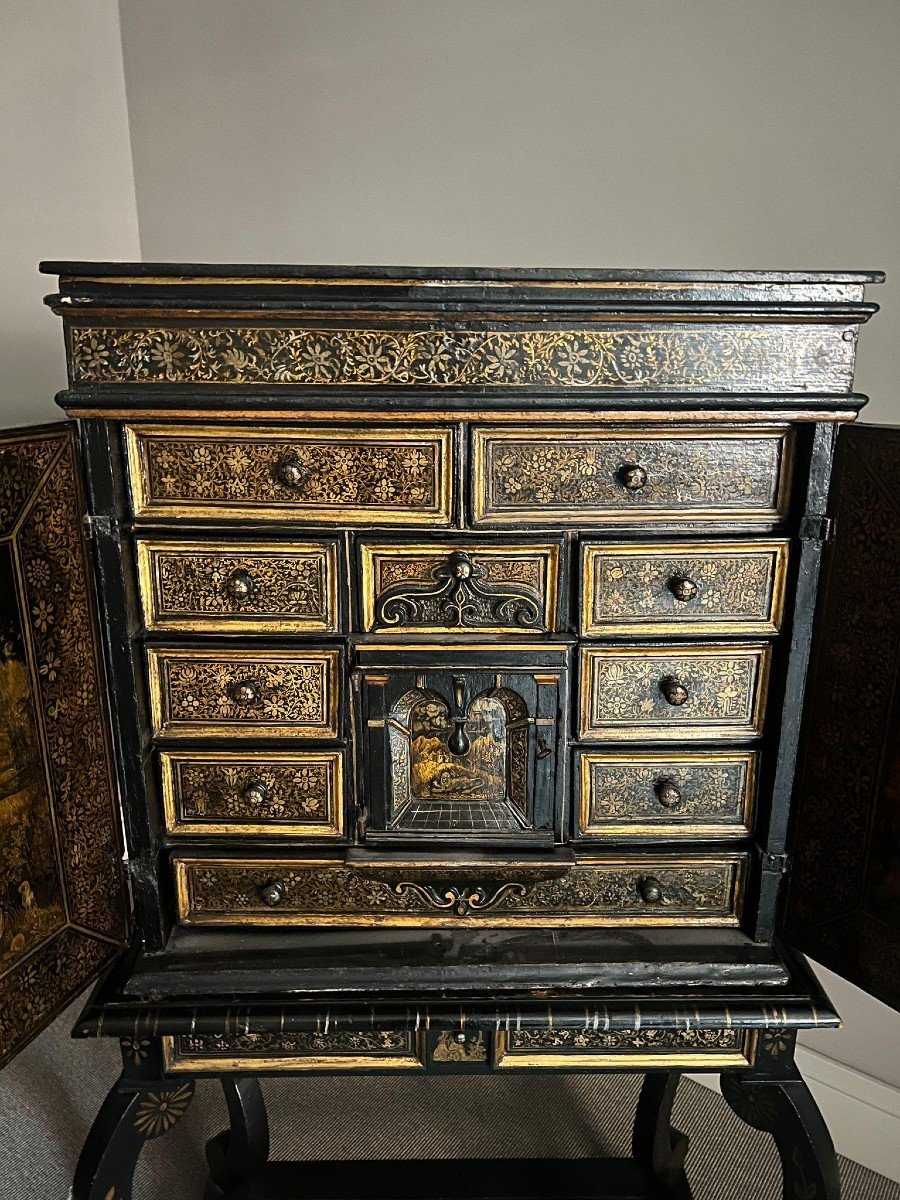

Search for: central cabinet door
xmin=355 ymin=646 xmax=568 ymax=848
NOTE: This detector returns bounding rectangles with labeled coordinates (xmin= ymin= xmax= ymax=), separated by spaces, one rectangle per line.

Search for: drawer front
xmin=147 ymin=648 xmax=339 ymax=740
xmin=494 ymin=1028 xmax=754 ymax=1070
xmin=136 ymin=539 xmax=340 ymax=633
xmin=581 ymin=540 xmax=788 ymax=636
xmin=472 ymin=427 xmax=792 ymax=526
xmin=163 ymin=1030 xmax=424 ymax=1073
xmin=359 ymin=541 xmax=560 ymax=633
xmin=576 ymin=750 xmax=756 ymax=839
xmin=124 ymin=424 xmax=453 ymax=524
xmin=579 ymin=644 xmax=770 ymax=741
xmin=160 ymin=749 xmax=345 ymax=838
xmin=174 ymin=854 xmax=745 ymax=927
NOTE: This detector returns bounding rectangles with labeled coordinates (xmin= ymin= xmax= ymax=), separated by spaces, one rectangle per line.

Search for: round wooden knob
xmin=668 ymin=576 xmax=698 ymax=602
xmin=229 ymin=679 xmax=259 ymax=705
xmin=242 ymin=781 xmax=269 ymax=807
xmin=638 ymin=877 xmax=664 ymax=905
xmin=224 ymin=569 xmax=255 ymax=602
xmin=654 ymin=779 xmax=682 ymax=808
xmin=618 ymin=463 xmax=648 ymax=491
xmin=660 ymin=677 xmax=689 ymax=706
xmin=258 ymin=879 xmax=285 ymax=907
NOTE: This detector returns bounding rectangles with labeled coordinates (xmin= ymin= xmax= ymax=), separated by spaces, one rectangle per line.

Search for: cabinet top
xmin=42 ymin=262 xmax=881 ymax=413
xmin=41 ymin=261 xmax=885 ymax=283
xmin=42 ymin=261 xmax=884 ymax=309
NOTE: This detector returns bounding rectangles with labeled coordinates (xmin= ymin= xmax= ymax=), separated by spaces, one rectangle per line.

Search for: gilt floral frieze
xmin=69 ymin=323 xmax=855 ymax=392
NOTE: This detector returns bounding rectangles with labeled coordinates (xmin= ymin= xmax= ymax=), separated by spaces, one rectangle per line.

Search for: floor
xmin=2 ymin=995 xmax=899 ymax=1200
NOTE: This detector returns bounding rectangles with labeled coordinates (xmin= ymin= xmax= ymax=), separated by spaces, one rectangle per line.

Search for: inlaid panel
xmin=174 ymin=854 xmax=746 ymax=927
xmin=472 ymin=427 xmax=792 ymax=525
xmin=160 ymin=750 xmax=345 ymax=838
xmin=124 ymin=424 xmax=453 ymax=524
xmin=136 ymin=539 xmax=339 ymax=633
xmin=576 ymin=750 xmax=757 ymax=839
xmin=579 ymin=644 xmax=770 ymax=741
xmin=494 ymin=1027 xmax=754 ymax=1070
xmin=581 ymin=540 xmax=788 ymax=636
xmin=146 ymin=648 xmax=339 ymax=740
xmin=359 ymin=542 xmax=560 ymax=633
xmin=163 ymin=1030 xmax=424 ymax=1072
xmin=69 ymin=322 xmax=856 ymax=393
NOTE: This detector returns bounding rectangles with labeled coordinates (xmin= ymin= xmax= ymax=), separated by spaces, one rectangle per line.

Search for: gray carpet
xmin=1 ymin=994 xmax=898 ymax=1199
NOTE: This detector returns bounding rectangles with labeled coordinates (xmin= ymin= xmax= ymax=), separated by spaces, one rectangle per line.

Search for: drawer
xmin=576 ymin=750 xmax=756 ymax=839
xmin=472 ymin=426 xmax=792 ymax=526
xmin=359 ymin=541 xmax=560 ymax=633
xmin=580 ymin=540 xmax=789 ymax=636
xmin=163 ymin=1030 xmax=424 ymax=1073
xmin=124 ymin=424 xmax=453 ymax=524
xmin=160 ymin=749 xmax=345 ymax=838
xmin=174 ymin=853 xmax=746 ymax=927
xmin=494 ymin=1027 xmax=754 ymax=1070
xmin=147 ymin=647 xmax=339 ymax=740
xmin=136 ymin=538 xmax=340 ymax=633
xmin=579 ymin=644 xmax=770 ymax=742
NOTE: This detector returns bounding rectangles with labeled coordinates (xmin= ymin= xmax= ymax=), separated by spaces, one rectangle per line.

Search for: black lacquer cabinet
xmin=0 ymin=263 xmax=896 ymax=1200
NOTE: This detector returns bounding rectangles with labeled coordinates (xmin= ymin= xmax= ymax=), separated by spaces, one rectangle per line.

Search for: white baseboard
xmin=688 ymin=1046 xmax=900 ymax=1183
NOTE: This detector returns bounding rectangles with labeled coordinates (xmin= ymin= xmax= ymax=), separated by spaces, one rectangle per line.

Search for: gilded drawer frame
xmin=136 ymin=538 xmax=340 ymax=634
xmin=578 ymin=643 xmax=772 ymax=742
xmin=471 ymin=426 xmax=793 ymax=526
xmin=358 ymin=540 xmax=561 ymax=634
xmin=576 ymin=749 xmax=757 ymax=839
xmin=162 ymin=1030 xmax=426 ymax=1073
xmin=494 ymin=1028 xmax=756 ymax=1070
xmin=173 ymin=853 xmax=747 ymax=928
xmin=160 ymin=749 xmax=345 ymax=838
xmin=146 ymin=647 xmax=340 ymax=740
xmin=124 ymin=423 xmax=454 ymax=524
xmin=580 ymin=539 xmax=789 ymax=637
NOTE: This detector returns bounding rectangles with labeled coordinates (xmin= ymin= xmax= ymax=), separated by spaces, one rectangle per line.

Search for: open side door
xmin=0 ymin=423 xmax=128 ymax=1066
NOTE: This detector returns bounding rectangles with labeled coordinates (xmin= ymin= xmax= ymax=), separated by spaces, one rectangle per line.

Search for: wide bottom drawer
xmin=173 ymin=853 xmax=746 ymax=928
xmin=162 ymin=1026 xmax=755 ymax=1073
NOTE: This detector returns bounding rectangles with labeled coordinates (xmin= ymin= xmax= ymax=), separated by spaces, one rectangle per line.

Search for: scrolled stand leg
xmin=204 ymin=1076 xmax=270 ymax=1200
xmin=632 ymin=1072 xmax=690 ymax=1194
xmin=721 ymin=1069 xmax=840 ymax=1200
xmin=72 ymin=1071 xmax=195 ymax=1200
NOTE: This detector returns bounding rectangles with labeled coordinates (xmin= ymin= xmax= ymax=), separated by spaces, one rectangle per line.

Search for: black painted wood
xmin=197 ymin=1156 xmax=689 ymax=1200
xmin=206 ymin=1077 xmax=271 ymax=1200
xmin=721 ymin=1070 xmax=840 ymax=1200
xmin=72 ymin=1070 xmax=195 ymax=1200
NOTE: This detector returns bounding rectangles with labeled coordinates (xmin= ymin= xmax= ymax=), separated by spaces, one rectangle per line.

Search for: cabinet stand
xmin=72 ymin=1061 xmax=839 ymax=1200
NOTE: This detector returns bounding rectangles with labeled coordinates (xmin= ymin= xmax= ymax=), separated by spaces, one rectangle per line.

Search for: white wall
xmin=0 ymin=0 xmax=140 ymax=426
xmin=117 ymin=0 xmax=899 ymax=421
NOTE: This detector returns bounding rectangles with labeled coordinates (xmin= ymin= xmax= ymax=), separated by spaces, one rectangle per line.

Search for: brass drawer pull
xmin=258 ymin=879 xmax=285 ymax=907
xmin=654 ymin=779 xmax=682 ymax=808
xmin=638 ymin=877 xmax=664 ymax=905
xmin=242 ymin=780 xmax=269 ymax=807
xmin=618 ymin=463 xmax=648 ymax=491
xmin=223 ymin=569 xmax=255 ymax=603
xmin=229 ymin=679 xmax=261 ymax=706
xmin=667 ymin=575 xmax=699 ymax=603
xmin=274 ymin=454 xmax=307 ymax=489
xmin=660 ymin=676 xmax=689 ymax=706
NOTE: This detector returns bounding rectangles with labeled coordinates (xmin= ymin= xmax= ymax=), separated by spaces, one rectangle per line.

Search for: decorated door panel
xmin=0 ymin=424 xmax=128 ymax=1067
xmin=788 ymin=424 xmax=900 ymax=1012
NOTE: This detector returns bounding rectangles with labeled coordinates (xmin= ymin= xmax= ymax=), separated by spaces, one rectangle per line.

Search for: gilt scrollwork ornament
xmin=391 ymin=879 xmax=531 ymax=916
xmin=375 ymin=551 xmax=543 ymax=630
